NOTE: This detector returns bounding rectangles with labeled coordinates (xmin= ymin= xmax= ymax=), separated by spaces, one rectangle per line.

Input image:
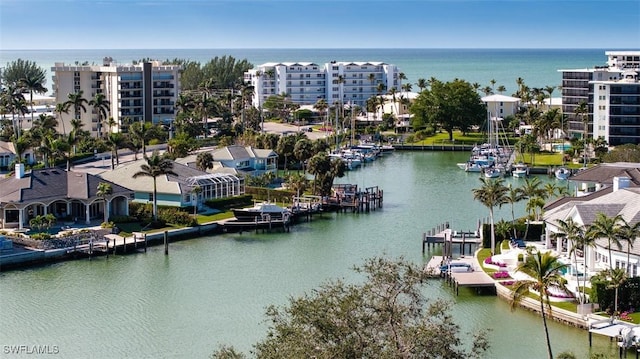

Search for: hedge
xmin=205 ymin=195 xmax=254 ymax=211
xmin=245 ymin=187 xmax=296 ymax=204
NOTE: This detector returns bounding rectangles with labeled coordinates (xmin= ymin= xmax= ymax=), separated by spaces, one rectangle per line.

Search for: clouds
xmin=0 ymin=0 xmax=638 ymax=49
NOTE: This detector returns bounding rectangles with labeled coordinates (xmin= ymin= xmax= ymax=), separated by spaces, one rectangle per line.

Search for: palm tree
xmin=574 ymin=101 xmax=589 ymax=167
xmin=506 ymin=184 xmax=525 ymax=238
xmin=132 ymin=151 xmax=177 ymax=221
xmin=519 ymin=177 xmax=545 ymax=238
xmin=64 ymin=91 xmax=88 ymax=132
xmin=587 ymin=213 xmax=623 ymax=269
xmin=415 ymin=78 xmax=427 ymax=93
xmin=617 ymin=219 xmax=639 ymax=276
xmin=195 ymin=151 xmax=214 ymax=171
xmin=19 ymin=70 xmax=47 ymax=124
xmin=472 ymin=178 xmax=508 ymax=254
xmin=553 ymin=218 xmax=586 ymax=302
xmin=89 ymin=93 xmax=111 ymax=138
xmin=96 ymin=182 xmax=113 ymax=223
xmin=511 ymin=250 xmax=567 ymax=359
xmin=106 ymin=132 xmax=125 ymax=169
xmin=313 ymin=99 xmax=328 ymax=129
xmin=54 ymin=102 xmax=70 ymax=135
xmin=191 ymin=185 xmax=202 ymax=216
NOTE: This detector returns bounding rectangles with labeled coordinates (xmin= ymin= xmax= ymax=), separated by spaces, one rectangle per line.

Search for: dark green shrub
xmin=158 ymin=208 xmax=197 ymax=226
xmin=30 ymin=233 xmax=52 ymax=241
xmin=109 ymin=215 xmax=138 ymax=223
xmin=205 ymin=195 xmax=253 ymax=211
xmin=245 ymin=187 xmax=295 ymax=203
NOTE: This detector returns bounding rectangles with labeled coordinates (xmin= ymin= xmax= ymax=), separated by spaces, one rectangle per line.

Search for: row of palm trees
xmin=472 ymin=176 xmax=566 ymax=254
xmin=473 ymin=177 xmax=639 ymax=359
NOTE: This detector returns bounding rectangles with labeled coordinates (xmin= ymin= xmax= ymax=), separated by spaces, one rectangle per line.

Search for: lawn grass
xmin=116 ymin=222 xmax=181 ymax=238
xmin=197 ymin=211 xmax=235 ymax=224
xmin=477 ymin=248 xmax=491 ymax=270
xmin=626 ymin=312 xmax=640 ymax=324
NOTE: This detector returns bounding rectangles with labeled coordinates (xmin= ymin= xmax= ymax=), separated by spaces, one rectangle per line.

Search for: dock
xmin=588 ymin=318 xmax=640 ymax=358
xmin=421 ymin=223 xmax=482 ymax=255
xmin=323 ymin=184 xmax=383 ymax=213
xmin=425 ymin=255 xmax=495 ymax=295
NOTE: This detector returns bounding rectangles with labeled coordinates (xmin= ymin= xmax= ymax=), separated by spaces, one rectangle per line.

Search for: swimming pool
xmin=553 ymin=144 xmax=572 ymax=152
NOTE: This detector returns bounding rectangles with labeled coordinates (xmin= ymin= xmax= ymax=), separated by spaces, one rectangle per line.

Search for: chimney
xmin=15 ymin=163 xmax=25 ymax=179
xmin=613 ymin=176 xmax=630 ymax=192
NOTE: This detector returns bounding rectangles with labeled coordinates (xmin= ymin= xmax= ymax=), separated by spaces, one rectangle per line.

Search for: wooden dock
xmin=425 ymin=255 xmax=495 ymax=295
xmin=421 ymin=223 xmax=482 ymax=256
xmin=323 ymin=184 xmax=383 ymax=213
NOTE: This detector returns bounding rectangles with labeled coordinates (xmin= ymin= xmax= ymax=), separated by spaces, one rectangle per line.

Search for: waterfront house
xmin=568 ymin=162 xmax=640 ymax=197
xmin=0 ymin=164 xmax=132 ymax=230
xmin=543 ymin=175 xmax=640 ymax=277
xmin=201 ymin=145 xmax=278 ymax=177
xmin=98 ymin=159 xmax=245 ymax=209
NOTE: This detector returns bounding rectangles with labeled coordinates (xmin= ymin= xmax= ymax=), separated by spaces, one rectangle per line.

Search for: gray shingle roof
xmin=570 ymin=162 xmax=640 ymax=185
xmin=0 ymin=168 xmax=132 ymax=204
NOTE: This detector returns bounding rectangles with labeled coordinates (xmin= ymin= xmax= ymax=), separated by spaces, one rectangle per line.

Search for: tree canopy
xmin=409 ymin=78 xmax=485 ymax=140
xmin=211 ymin=256 xmax=489 ymax=359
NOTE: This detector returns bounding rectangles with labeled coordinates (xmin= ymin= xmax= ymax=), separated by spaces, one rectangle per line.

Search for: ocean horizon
xmin=0 ymin=48 xmax=614 ymax=96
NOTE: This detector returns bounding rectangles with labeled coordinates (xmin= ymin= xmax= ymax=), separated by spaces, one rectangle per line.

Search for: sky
xmin=0 ymin=0 xmax=639 ymax=50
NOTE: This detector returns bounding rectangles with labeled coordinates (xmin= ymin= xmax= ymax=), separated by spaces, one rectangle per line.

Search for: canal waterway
xmin=0 ymin=151 xmax=623 ymax=358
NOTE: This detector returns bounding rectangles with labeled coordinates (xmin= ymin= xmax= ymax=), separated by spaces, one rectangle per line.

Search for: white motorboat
xmin=232 ymin=202 xmax=291 ymax=222
xmin=555 ymin=167 xmax=571 ymax=180
xmin=484 ymin=168 xmax=502 ymax=178
xmin=512 ymin=163 xmax=528 ymax=178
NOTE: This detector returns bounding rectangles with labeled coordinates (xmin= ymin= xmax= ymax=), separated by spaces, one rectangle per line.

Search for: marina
xmin=0 ymin=145 xmax=626 ymax=358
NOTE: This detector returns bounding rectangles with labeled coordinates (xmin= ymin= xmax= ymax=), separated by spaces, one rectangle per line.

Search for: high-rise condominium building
xmin=559 ymin=51 xmax=640 ymax=143
xmin=52 ymin=57 xmax=181 ymax=136
xmin=244 ymin=61 xmax=401 ymax=109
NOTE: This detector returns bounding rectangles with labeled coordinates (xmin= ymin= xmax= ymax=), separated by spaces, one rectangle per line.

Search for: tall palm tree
xmin=89 ymin=93 xmax=111 ymax=138
xmin=106 ymin=132 xmax=125 ymax=169
xmin=519 ymin=177 xmax=546 ymax=238
xmin=587 ymin=213 xmax=623 ymax=270
xmin=472 ymin=177 xmax=508 ymax=254
xmin=617 ymin=219 xmax=639 ymax=276
xmin=511 ymin=250 xmax=567 ymax=359
xmin=506 ymin=184 xmax=525 ymax=238
xmin=54 ymin=102 xmax=70 ymax=135
xmin=19 ymin=70 xmax=47 ymax=124
xmin=574 ymin=101 xmax=589 ymax=167
xmin=132 ymin=151 xmax=177 ymax=221
xmin=415 ymin=78 xmax=427 ymax=93
xmin=553 ymin=218 xmax=586 ymax=302
xmin=96 ymin=182 xmax=113 ymax=223
xmin=64 ymin=90 xmax=88 ymax=133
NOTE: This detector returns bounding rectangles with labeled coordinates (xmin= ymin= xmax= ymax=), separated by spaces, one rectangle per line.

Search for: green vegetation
xmin=196 ymin=211 xmax=234 ymax=224
xmin=211 ymin=256 xmax=489 ymax=358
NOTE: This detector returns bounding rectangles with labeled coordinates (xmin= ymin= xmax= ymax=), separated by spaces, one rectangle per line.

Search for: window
xmin=148 ymin=193 xmax=154 ymax=201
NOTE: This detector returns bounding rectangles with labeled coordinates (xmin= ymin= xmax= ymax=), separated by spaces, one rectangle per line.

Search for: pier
xmin=323 ymin=184 xmax=383 ymax=213
xmin=424 ymin=255 xmax=495 ymax=295
xmin=421 ymin=223 xmax=482 ymax=256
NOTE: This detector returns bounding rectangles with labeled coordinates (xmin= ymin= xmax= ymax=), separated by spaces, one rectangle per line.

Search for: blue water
xmin=0 ymin=48 xmax=608 ymax=96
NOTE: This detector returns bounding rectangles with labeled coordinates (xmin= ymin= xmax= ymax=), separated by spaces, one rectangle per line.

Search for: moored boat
xmin=512 ymin=163 xmax=528 ymax=178
xmin=232 ymin=202 xmax=291 ymax=222
xmin=555 ymin=167 xmax=571 ymax=180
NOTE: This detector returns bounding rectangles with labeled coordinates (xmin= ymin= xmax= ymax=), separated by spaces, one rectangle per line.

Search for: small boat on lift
xmin=555 ymin=167 xmax=571 ymax=180
xmin=232 ymin=202 xmax=291 ymax=222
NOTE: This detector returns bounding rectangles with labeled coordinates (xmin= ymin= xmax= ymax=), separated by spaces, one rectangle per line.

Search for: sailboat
xmin=457 ymin=110 xmax=512 ymax=172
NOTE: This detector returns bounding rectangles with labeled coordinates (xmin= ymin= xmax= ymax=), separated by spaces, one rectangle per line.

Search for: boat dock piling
xmin=422 ymin=222 xmax=482 ymax=255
